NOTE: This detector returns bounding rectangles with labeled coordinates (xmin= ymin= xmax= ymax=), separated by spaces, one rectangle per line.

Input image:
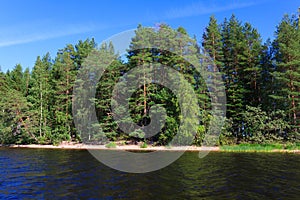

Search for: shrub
xmin=140 ymin=142 xmax=148 ymax=148
xmin=105 ymin=142 xmax=117 ymax=148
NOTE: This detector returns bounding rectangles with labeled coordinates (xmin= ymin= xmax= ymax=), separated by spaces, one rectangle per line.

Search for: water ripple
xmin=0 ymin=149 xmax=299 ymax=199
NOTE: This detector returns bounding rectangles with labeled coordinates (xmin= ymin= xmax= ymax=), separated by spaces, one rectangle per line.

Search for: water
xmin=0 ymin=148 xmax=299 ymax=199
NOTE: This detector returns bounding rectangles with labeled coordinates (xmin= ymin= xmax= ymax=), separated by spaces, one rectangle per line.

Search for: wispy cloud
xmin=164 ymin=1 xmax=260 ymax=19
xmin=0 ymin=21 xmax=98 ymax=47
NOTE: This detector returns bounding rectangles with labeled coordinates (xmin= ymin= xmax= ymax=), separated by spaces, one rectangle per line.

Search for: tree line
xmin=0 ymin=11 xmax=299 ymax=145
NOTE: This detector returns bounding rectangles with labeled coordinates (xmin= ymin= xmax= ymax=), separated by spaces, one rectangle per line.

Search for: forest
xmin=0 ymin=11 xmax=299 ymax=146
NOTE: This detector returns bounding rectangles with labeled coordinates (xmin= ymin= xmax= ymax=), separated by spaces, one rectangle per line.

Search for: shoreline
xmin=1 ymin=144 xmax=220 ymax=152
xmin=1 ymin=143 xmax=300 ymax=153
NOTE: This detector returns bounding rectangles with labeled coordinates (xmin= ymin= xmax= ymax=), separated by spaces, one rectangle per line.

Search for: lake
xmin=0 ymin=148 xmax=299 ymax=199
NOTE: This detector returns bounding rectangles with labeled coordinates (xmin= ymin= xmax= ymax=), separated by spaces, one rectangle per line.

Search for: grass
xmin=285 ymin=142 xmax=300 ymax=150
xmin=220 ymin=143 xmax=299 ymax=152
xmin=105 ymin=142 xmax=117 ymax=148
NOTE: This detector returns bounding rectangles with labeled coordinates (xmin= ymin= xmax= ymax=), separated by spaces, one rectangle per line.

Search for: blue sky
xmin=0 ymin=0 xmax=299 ymax=72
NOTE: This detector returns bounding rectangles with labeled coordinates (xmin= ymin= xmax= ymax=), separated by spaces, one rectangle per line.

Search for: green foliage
xmin=105 ymin=142 xmax=117 ymax=148
xmin=284 ymin=142 xmax=300 ymax=150
xmin=126 ymin=24 xmax=203 ymax=146
xmin=272 ymin=14 xmax=300 ymax=132
xmin=219 ymin=118 xmax=236 ymax=145
xmin=1 ymin=10 xmax=300 ymax=147
xmin=240 ymin=106 xmax=289 ymax=143
xmin=193 ymin=125 xmax=205 ymax=146
xmin=129 ymin=129 xmax=145 ymax=140
xmin=140 ymin=142 xmax=148 ymax=148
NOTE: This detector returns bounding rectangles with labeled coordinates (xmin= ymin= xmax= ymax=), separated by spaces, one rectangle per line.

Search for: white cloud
xmin=164 ymin=1 xmax=259 ymax=19
xmin=0 ymin=21 xmax=98 ymax=47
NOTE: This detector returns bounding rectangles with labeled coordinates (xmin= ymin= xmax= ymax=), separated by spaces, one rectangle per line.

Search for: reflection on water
xmin=0 ymin=148 xmax=299 ymax=199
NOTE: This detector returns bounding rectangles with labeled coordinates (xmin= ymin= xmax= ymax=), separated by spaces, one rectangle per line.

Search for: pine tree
xmin=95 ymin=42 xmax=123 ymax=141
xmin=221 ymin=15 xmax=246 ymax=138
xmin=75 ymin=38 xmax=97 ymax=70
xmin=23 ymin=68 xmax=30 ymax=97
xmin=260 ymin=39 xmax=279 ymax=111
xmin=125 ymin=24 xmax=203 ymax=145
xmin=202 ymin=16 xmax=223 ymax=72
xmin=7 ymin=64 xmax=26 ymax=94
xmin=202 ymin=16 xmax=227 ymax=144
xmin=51 ymin=44 xmax=77 ymax=142
xmin=0 ymin=70 xmax=38 ymax=144
xmin=28 ymin=53 xmax=53 ymax=143
xmin=272 ymin=13 xmax=300 ymax=136
xmin=242 ymin=22 xmax=263 ymax=107
xmin=73 ymin=42 xmax=118 ymax=143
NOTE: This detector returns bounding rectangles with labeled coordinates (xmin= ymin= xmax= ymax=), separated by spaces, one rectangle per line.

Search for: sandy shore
xmin=1 ymin=143 xmax=300 ymax=153
xmin=2 ymin=143 xmax=219 ymax=151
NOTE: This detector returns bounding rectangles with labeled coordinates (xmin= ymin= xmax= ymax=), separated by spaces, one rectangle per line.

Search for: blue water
xmin=0 ymin=148 xmax=299 ymax=199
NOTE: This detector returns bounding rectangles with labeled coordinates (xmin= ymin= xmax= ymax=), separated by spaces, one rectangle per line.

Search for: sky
xmin=0 ymin=0 xmax=299 ymax=72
